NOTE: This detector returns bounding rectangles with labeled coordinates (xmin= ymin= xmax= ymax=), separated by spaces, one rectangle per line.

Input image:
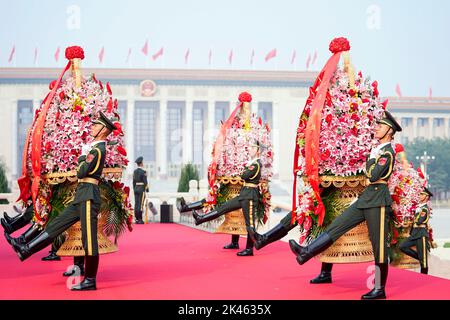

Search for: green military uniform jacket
xmin=73 ymin=141 xmax=106 ymax=205
xmin=356 ymin=142 xmax=395 ymax=209
xmin=410 ymin=203 xmax=430 ymax=240
xmin=239 ymin=158 xmax=262 ymax=201
xmin=133 ymin=167 xmax=148 ymax=193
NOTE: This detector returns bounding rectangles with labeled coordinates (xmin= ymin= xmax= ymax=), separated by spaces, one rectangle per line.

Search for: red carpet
xmin=1 ymin=223 xmax=450 ymax=300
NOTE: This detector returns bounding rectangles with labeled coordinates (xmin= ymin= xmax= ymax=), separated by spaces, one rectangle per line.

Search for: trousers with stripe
xmin=45 ymin=200 xmax=101 ymax=256
xmin=134 ymin=191 xmax=145 ymax=221
xmin=400 ymin=236 xmax=429 ymax=269
xmin=325 ymin=202 xmax=391 ymax=264
xmin=217 ymin=197 xmax=256 ymax=229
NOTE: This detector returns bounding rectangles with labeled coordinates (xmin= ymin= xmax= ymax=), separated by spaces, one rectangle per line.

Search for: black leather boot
xmin=251 ymin=223 xmax=289 ymax=250
xmin=237 ymin=235 xmax=254 ymax=256
xmin=223 ymin=235 xmax=240 ymax=249
xmin=42 ymin=250 xmax=61 ymax=261
xmin=1 ymin=214 xmax=29 ymax=234
xmin=421 ymin=267 xmax=428 ymax=275
xmin=7 ymin=223 xmax=41 ymax=246
xmin=192 ymin=209 xmax=223 ymax=226
xmin=13 ymin=231 xmax=53 ymax=261
xmin=310 ymin=262 xmax=333 ymax=284
xmin=289 ymin=232 xmax=333 ymax=265
xmin=71 ymin=256 xmax=98 ymax=291
xmin=177 ymin=198 xmax=206 ymax=213
xmin=361 ymin=263 xmax=388 ymax=300
xmin=63 ymin=256 xmax=85 ymax=276
xmin=3 ymin=211 xmax=18 ymax=224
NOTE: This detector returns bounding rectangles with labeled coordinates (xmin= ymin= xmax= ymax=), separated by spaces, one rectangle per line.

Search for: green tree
xmin=0 ymin=160 xmax=11 ymax=204
xmin=404 ymin=137 xmax=450 ymax=199
xmin=177 ymin=163 xmax=200 ymax=193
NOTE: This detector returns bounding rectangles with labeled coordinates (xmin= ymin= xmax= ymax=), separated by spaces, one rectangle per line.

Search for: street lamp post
xmin=416 ymin=151 xmax=435 ymax=180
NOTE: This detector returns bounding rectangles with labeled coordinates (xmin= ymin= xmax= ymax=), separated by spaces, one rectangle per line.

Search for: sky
xmin=0 ymin=0 xmax=449 ymax=97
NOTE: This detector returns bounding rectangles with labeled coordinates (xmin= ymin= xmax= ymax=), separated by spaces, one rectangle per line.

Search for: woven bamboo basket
xmin=313 ymin=175 xmax=375 ymax=263
xmin=391 ymin=224 xmax=421 ymax=269
xmin=214 ymin=176 xmax=247 ymax=235
xmin=43 ymin=168 xmax=122 ymax=257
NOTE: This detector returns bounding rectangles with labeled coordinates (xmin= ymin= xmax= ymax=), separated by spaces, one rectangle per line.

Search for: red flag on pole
xmin=126 ymin=48 xmax=132 ymax=63
xmin=306 ymin=53 xmax=312 ymax=70
xmin=312 ymin=50 xmax=318 ymax=65
xmin=141 ymin=40 xmax=149 ymax=56
xmin=152 ymin=47 xmax=164 ymax=60
xmin=33 ymin=47 xmax=38 ymax=66
xmin=208 ymin=49 xmax=212 ymax=65
xmin=395 ymin=83 xmax=402 ymax=97
xmin=265 ymin=48 xmax=277 ymax=62
xmin=429 ymin=87 xmax=433 ymax=99
xmin=250 ymin=49 xmax=255 ymax=65
xmin=290 ymin=50 xmax=297 ymax=65
xmin=98 ymin=46 xmax=105 ymax=63
xmin=54 ymin=46 xmax=60 ymax=62
xmin=228 ymin=49 xmax=233 ymax=65
xmin=184 ymin=48 xmax=190 ymax=64
xmin=8 ymin=45 xmax=15 ymax=63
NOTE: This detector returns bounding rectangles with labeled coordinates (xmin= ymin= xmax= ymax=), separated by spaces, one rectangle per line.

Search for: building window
xmin=401 ymin=117 xmax=412 ymax=127
xmin=215 ymin=101 xmax=229 ymax=126
xmin=418 ymin=118 xmax=428 ymax=127
xmin=134 ymin=101 xmax=158 ymax=167
xmin=433 ymin=118 xmax=444 ymax=127
xmin=258 ymin=102 xmax=273 ymax=129
xmin=17 ymin=100 xmax=34 ymax=176
xmin=401 ymin=136 xmax=409 ymax=145
xmin=167 ymin=101 xmax=184 ymax=177
xmin=193 ymin=102 xmax=206 ymax=178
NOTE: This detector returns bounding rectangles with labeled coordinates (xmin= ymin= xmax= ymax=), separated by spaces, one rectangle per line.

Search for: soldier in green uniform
xmin=133 ymin=156 xmax=148 ymax=224
xmin=11 ymin=111 xmax=116 ymax=291
xmin=400 ymin=186 xmax=432 ymax=274
xmin=289 ymin=111 xmax=401 ymax=300
xmin=191 ymin=140 xmax=263 ymax=256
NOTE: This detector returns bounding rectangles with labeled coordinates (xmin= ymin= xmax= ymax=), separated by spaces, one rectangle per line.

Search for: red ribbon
xmin=29 ymin=61 xmax=71 ymax=222
xmin=291 ymin=52 xmax=342 ymax=225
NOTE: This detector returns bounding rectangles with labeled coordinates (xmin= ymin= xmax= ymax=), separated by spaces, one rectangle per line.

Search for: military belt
xmin=413 ymin=224 xmax=427 ymax=228
xmin=366 ymin=179 xmax=388 ymax=185
xmin=78 ymin=177 xmax=99 ymax=185
xmin=136 ymin=182 xmax=145 ymax=185
xmin=243 ymin=182 xmax=259 ymax=188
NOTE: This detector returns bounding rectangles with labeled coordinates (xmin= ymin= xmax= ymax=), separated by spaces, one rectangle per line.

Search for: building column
xmin=11 ymin=99 xmax=18 ymax=179
xmin=158 ymin=99 xmax=168 ymax=179
xmin=33 ymin=99 xmax=40 ymax=114
xmin=412 ymin=117 xmax=418 ymax=139
xmin=251 ymin=100 xmax=259 ymax=115
xmin=205 ymin=100 xmax=216 ymax=166
xmin=445 ymin=118 xmax=449 ymax=138
xmin=126 ymin=98 xmax=135 ymax=178
xmin=429 ymin=117 xmax=434 ymax=139
xmin=183 ymin=100 xmax=193 ymax=164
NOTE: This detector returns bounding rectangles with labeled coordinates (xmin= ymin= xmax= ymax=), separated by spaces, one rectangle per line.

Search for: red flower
xmin=44 ymin=142 xmax=52 ymax=153
xmin=368 ymin=114 xmax=374 ymax=122
xmin=381 ymin=99 xmax=388 ymax=110
xmin=329 ymin=37 xmax=351 ymax=54
xmin=99 ymin=80 xmax=103 ymax=90
xmin=106 ymin=98 xmax=113 ymax=112
xmin=92 ymin=74 xmax=98 ymax=83
xmin=73 ymin=105 xmax=82 ymax=113
xmin=59 ymin=91 xmax=65 ymax=101
xmin=320 ymin=149 xmax=331 ymax=161
xmin=351 ymin=113 xmax=360 ymax=122
xmin=350 ymin=102 xmax=359 ymax=112
xmin=238 ymin=91 xmax=252 ymax=103
xmin=106 ymin=82 xmax=112 ymax=95
xmin=65 ymin=46 xmax=85 ymax=60
xmin=296 ymin=212 xmax=305 ymax=225
xmin=348 ymin=89 xmax=356 ymax=97
xmin=82 ymin=115 xmax=90 ymax=123
xmin=325 ymin=114 xmax=333 ymax=124
xmin=117 ymin=146 xmax=127 ymax=156
xmin=114 ymin=99 xmax=118 ymax=108
xmin=361 ymin=98 xmax=370 ymax=104
xmin=303 ymin=107 xmax=311 ymax=117
xmin=123 ymin=186 xmax=130 ymax=197
xmin=395 ymin=144 xmax=404 ymax=153
xmin=358 ymin=71 xmax=363 ymax=78
xmin=258 ymin=117 xmax=263 ymax=126
xmin=372 ymin=81 xmax=379 ymax=97
xmin=49 ymin=80 xmax=57 ymax=90
xmin=265 ymin=123 xmax=270 ymax=133
xmin=351 ymin=127 xmax=358 ymax=136
xmin=55 ymin=111 xmax=60 ymax=120
xmin=113 ymin=122 xmax=123 ymax=136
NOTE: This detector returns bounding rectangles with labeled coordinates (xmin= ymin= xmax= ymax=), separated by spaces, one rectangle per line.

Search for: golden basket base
xmin=56 ymin=217 xmax=117 ymax=257
xmin=318 ymin=222 xmax=374 ymax=264
xmin=215 ymin=209 xmax=247 ymax=235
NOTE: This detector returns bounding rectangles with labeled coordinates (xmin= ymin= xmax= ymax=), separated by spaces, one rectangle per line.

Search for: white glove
xmin=81 ymin=143 xmax=91 ymax=156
